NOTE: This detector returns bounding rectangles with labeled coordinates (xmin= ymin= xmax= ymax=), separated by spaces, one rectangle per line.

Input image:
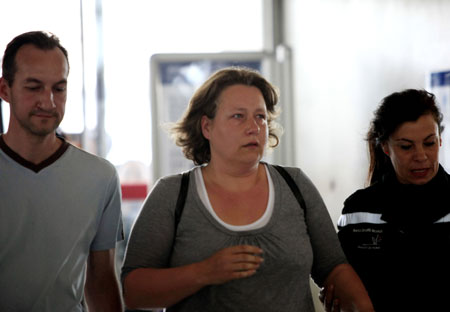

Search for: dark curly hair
xmin=366 ymin=89 xmax=444 ymax=185
xmin=170 ymin=67 xmax=282 ymax=165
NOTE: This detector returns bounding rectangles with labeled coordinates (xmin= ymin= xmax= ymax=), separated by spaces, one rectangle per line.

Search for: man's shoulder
xmin=65 ymin=144 xmax=117 ymax=177
xmin=67 ymin=144 xmax=114 ymax=167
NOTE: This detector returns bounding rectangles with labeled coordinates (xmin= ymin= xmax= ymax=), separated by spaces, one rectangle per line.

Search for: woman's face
xmin=382 ymin=113 xmax=441 ymax=185
xmin=201 ymin=84 xmax=268 ymax=168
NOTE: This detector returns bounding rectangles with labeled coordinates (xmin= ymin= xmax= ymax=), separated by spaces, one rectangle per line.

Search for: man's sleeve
xmin=91 ymin=168 xmax=124 ymax=251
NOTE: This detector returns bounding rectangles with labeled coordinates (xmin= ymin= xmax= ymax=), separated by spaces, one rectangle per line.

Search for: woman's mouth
xmin=410 ymin=168 xmax=429 ymax=178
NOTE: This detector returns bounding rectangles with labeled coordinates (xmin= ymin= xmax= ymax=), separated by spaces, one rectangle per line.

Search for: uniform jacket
xmin=338 ymin=165 xmax=450 ymax=311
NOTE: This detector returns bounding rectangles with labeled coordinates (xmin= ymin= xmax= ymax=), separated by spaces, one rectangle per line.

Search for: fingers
xmin=201 ymin=245 xmax=264 ymax=285
xmin=233 ymin=258 xmax=262 ymax=273
xmin=228 ymin=245 xmax=264 ymax=265
xmin=226 ymin=245 xmax=264 ymax=281
xmin=324 ymin=284 xmax=335 ymax=311
xmin=231 ymin=268 xmax=258 ymax=280
xmin=228 ymin=245 xmax=264 ymax=256
xmin=321 ymin=285 xmax=341 ymax=312
xmin=224 ymin=245 xmax=264 ymax=272
xmin=332 ymin=298 xmax=340 ymax=312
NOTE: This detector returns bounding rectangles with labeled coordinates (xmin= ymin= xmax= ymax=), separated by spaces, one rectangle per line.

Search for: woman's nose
xmin=413 ymin=146 xmax=428 ymax=161
xmin=246 ymin=118 xmax=260 ymax=134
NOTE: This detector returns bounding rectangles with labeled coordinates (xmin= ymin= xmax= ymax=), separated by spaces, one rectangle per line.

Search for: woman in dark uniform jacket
xmin=337 ymin=89 xmax=450 ymax=311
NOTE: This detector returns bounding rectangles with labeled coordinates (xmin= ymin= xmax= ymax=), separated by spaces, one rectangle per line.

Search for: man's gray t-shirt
xmin=0 ymin=139 xmax=123 ymax=311
xmin=122 ymin=164 xmax=345 ymax=311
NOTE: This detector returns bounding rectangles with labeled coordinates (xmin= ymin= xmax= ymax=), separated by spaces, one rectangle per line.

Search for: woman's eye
xmin=232 ymin=114 xmax=243 ymax=119
xmin=257 ymin=114 xmax=266 ymax=120
xmin=424 ymin=141 xmax=436 ymax=147
xmin=400 ymin=145 xmax=412 ymax=150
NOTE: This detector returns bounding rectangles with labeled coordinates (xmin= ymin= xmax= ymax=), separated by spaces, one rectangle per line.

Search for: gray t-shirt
xmin=122 ymin=164 xmax=345 ymax=311
xmin=0 ymin=139 xmax=123 ymax=312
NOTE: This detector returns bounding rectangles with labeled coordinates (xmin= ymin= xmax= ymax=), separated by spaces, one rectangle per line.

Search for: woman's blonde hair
xmin=170 ymin=67 xmax=282 ymax=165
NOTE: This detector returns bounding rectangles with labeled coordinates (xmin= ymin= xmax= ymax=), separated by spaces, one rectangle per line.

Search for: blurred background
xmin=2 ymin=1 xmax=450 ymax=310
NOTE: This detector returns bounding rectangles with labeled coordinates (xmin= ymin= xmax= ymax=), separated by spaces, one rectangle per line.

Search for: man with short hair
xmin=0 ymin=31 xmax=123 ymax=311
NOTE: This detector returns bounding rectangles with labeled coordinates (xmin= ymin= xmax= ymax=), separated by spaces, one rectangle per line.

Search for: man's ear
xmin=201 ymin=115 xmax=211 ymax=140
xmin=0 ymin=78 xmax=11 ymax=103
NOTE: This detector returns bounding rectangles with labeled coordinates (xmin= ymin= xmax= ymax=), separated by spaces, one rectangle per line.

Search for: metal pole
xmin=95 ymin=0 xmax=106 ymax=157
xmin=263 ymin=0 xmax=295 ymax=166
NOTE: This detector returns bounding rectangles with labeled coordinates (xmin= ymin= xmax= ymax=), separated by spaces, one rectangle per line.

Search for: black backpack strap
xmin=272 ymin=165 xmax=307 ymax=215
xmin=169 ymin=170 xmax=190 ymax=262
xmin=174 ymin=171 xmax=190 ymax=232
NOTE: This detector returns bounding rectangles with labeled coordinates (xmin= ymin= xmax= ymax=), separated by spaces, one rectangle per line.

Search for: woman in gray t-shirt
xmin=121 ymin=67 xmax=373 ymax=312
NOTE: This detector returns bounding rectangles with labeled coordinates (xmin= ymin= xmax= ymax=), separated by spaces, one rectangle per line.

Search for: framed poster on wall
xmin=429 ymin=70 xmax=450 ymax=172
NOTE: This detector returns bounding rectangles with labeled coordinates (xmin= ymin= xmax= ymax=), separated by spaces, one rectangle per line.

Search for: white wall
xmin=284 ymin=0 xmax=450 ymax=224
